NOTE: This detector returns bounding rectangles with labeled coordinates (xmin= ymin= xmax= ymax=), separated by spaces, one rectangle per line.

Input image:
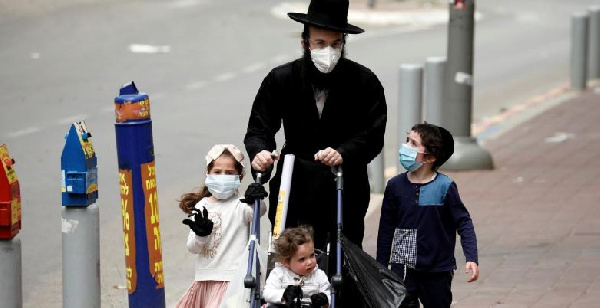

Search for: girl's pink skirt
xmin=175 ymin=281 xmax=229 ymax=308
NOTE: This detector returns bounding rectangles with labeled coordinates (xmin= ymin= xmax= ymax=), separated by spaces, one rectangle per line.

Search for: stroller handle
xmin=331 ymin=164 xmax=344 ymax=308
xmin=333 ymin=165 xmax=343 ymax=190
xmin=244 ymin=171 xmax=264 ymax=296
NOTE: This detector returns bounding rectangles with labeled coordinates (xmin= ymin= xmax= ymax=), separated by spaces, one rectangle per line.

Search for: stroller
xmin=240 ymin=159 xmax=406 ymax=308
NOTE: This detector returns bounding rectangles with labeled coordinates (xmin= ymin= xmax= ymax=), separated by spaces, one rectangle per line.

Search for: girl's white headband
xmin=205 ymin=144 xmax=246 ymax=168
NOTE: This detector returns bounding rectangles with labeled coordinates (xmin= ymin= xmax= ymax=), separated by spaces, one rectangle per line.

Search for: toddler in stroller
xmin=263 ymin=226 xmax=331 ymax=308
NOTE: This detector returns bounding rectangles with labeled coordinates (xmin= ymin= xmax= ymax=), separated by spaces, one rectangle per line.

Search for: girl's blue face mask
xmin=399 ymin=144 xmax=423 ymax=172
xmin=205 ymin=174 xmax=240 ymax=200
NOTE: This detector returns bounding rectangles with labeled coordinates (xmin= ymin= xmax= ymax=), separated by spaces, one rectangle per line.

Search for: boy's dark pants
xmin=392 ymin=264 xmax=453 ymax=308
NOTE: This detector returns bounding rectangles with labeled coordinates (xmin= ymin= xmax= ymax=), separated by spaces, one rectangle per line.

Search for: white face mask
xmin=205 ymin=174 xmax=241 ymax=200
xmin=310 ymin=46 xmax=342 ymax=74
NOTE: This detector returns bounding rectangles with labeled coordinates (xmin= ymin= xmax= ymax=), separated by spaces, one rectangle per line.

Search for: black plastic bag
xmin=340 ymin=234 xmax=406 ymax=308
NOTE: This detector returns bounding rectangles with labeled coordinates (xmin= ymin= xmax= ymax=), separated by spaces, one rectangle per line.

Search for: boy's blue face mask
xmin=399 ymin=144 xmax=423 ymax=172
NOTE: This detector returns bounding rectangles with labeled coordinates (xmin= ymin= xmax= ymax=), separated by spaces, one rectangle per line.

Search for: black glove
xmin=240 ymin=182 xmax=268 ymax=204
xmin=310 ymin=293 xmax=328 ymax=308
xmin=182 ymin=207 xmax=213 ymax=237
xmin=282 ymin=285 xmax=303 ymax=307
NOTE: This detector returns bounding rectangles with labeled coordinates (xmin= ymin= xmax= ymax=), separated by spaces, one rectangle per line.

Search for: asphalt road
xmin=0 ymin=0 xmax=598 ymax=306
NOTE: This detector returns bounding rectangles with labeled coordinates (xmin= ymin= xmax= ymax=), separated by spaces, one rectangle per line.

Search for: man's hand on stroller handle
xmin=251 ymin=150 xmax=279 ymax=172
xmin=314 ymin=147 xmax=343 ymax=167
xmin=182 ymin=207 xmax=214 ymax=237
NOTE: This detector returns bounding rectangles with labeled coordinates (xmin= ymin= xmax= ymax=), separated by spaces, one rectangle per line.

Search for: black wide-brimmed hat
xmin=288 ymin=0 xmax=364 ymax=34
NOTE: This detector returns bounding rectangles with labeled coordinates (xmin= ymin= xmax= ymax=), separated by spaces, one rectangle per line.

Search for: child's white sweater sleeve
xmin=263 ymin=267 xmax=286 ymax=304
xmin=185 ymin=230 xmax=209 ymax=254
xmin=317 ymin=269 xmax=332 ymax=303
xmin=241 ymin=200 xmax=267 ymax=223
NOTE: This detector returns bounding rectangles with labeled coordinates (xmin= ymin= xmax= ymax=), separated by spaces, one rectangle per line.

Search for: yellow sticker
xmin=11 ymin=198 xmax=20 ymax=225
xmin=0 ymin=144 xmax=18 ymax=185
xmin=141 ymin=161 xmax=164 ymax=289
xmin=119 ymin=169 xmax=137 ymax=294
xmin=273 ymin=191 xmax=287 ymax=238
xmin=73 ymin=122 xmax=95 ymax=159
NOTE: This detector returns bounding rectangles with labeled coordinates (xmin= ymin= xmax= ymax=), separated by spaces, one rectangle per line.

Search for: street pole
xmin=571 ymin=12 xmax=589 ymax=90
xmin=114 ymin=81 xmax=165 ymax=308
xmin=442 ymin=0 xmax=493 ymax=170
xmin=367 ymin=0 xmax=375 ymax=9
xmin=424 ymin=56 xmax=446 ymax=126
xmin=588 ymin=6 xmax=600 ymax=80
xmin=61 ymin=122 xmax=100 ymax=308
xmin=398 ymin=64 xmax=423 ymax=173
xmin=0 ymin=237 xmax=22 ymax=308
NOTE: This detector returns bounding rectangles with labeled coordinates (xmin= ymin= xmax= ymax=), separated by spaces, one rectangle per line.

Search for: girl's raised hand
xmin=182 ymin=207 xmax=214 ymax=237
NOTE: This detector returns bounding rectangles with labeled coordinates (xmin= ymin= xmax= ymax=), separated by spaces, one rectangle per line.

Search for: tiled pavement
xmin=363 ymin=88 xmax=600 ymax=307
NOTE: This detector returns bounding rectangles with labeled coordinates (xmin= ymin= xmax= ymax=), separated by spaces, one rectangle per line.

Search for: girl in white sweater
xmin=175 ymin=144 xmax=267 ymax=308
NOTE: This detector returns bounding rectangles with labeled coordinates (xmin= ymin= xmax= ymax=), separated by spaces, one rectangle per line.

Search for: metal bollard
xmin=588 ymin=6 xmax=600 ymax=80
xmin=571 ymin=12 xmax=589 ymax=90
xmin=61 ymin=205 xmax=100 ymax=307
xmin=398 ymin=64 xmax=423 ymax=173
xmin=0 ymin=238 xmax=22 ymax=308
xmin=114 ymin=81 xmax=165 ymax=308
xmin=61 ymin=122 xmax=100 ymax=308
xmin=442 ymin=0 xmax=493 ymax=171
xmin=368 ymin=152 xmax=384 ymax=193
xmin=424 ymin=57 xmax=446 ymax=126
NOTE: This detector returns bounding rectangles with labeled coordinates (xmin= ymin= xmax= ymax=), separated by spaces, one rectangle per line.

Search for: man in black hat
xmin=245 ymin=0 xmax=386 ymax=304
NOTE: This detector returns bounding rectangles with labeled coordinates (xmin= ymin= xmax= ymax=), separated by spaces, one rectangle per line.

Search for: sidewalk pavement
xmin=363 ymin=86 xmax=600 ymax=307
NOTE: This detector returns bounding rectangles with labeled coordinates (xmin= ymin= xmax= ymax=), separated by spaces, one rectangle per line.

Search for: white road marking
xmin=214 ymin=72 xmax=236 ymax=82
xmin=169 ymin=0 xmax=209 ymax=8
xmin=242 ymin=62 xmax=267 ymax=74
xmin=6 ymin=126 xmax=41 ymax=138
xmin=516 ymin=12 xmax=542 ymax=24
xmin=186 ymin=80 xmax=208 ymax=90
xmin=545 ymin=132 xmax=575 ymax=144
xmin=271 ymin=54 xmax=291 ymax=64
xmin=129 ymin=44 xmax=171 ymax=53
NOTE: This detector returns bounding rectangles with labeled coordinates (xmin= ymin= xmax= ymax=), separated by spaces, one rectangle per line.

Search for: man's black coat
xmin=244 ymin=57 xmax=387 ymax=249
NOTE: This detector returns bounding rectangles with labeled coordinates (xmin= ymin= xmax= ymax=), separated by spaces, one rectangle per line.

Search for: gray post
xmin=367 ymin=0 xmax=375 ymax=9
xmin=368 ymin=152 xmax=384 ymax=193
xmin=588 ymin=6 xmax=600 ymax=80
xmin=62 ymin=203 xmax=100 ymax=308
xmin=442 ymin=0 xmax=493 ymax=171
xmin=398 ymin=64 xmax=423 ymax=172
xmin=571 ymin=12 xmax=589 ymax=90
xmin=0 ymin=237 xmax=22 ymax=308
xmin=424 ymin=57 xmax=446 ymax=126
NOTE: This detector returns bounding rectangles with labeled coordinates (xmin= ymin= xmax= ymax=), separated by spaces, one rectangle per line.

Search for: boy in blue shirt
xmin=377 ymin=123 xmax=479 ymax=308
